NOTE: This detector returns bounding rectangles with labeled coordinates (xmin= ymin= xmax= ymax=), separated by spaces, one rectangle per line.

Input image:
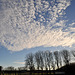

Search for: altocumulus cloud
xmin=0 ymin=0 xmax=75 ymax=51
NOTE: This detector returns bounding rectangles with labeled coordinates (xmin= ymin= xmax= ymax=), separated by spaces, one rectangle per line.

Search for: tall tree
xmin=39 ymin=51 xmax=44 ymax=70
xmin=43 ymin=51 xmax=48 ymax=70
xmin=61 ymin=50 xmax=71 ymax=65
xmin=54 ymin=51 xmax=60 ymax=69
xmin=59 ymin=51 xmax=63 ymax=67
xmin=49 ymin=52 xmax=55 ymax=70
xmin=46 ymin=51 xmax=54 ymax=70
xmin=35 ymin=51 xmax=41 ymax=70
xmin=25 ymin=53 xmax=35 ymax=70
xmin=71 ymin=50 xmax=75 ymax=57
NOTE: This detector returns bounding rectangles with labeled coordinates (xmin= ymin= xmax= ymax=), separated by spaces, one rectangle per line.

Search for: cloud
xmin=13 ymin=61 xmax=25 ymax=65
xmin=0 ymin=0 xmax=75 ymax=51
xmin=69 ymin=22 xmax=75 ymax=26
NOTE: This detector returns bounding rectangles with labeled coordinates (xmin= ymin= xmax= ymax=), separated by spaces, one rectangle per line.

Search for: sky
xmin=0 ymin=0 xmax=75 ymax=68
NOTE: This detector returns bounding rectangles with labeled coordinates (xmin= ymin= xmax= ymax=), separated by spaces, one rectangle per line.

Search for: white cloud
xmin=13 ymin=62 xmax=25 ymax=65
xmin=0 ymin=0 xmax=75 ymax=51
xmin=69 ymin=22 xmax=75 ymax=26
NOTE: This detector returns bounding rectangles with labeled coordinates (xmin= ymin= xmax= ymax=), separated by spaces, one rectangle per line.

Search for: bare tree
xmin=71 ymin=50 xmax=75 ymax=57
xmin=45 ymin=51 xmax=54 ymax=70
xmin=43 ymin=51 xmax=55 ymax=70
xmin=46 ymin=51 xmax=51 ymax=70
xmin=59 ymin=51 xmax=63 ymax=67
xmin=43 ymin=51 xmax=48 ymax=70
xmin=35 ymin=51 xmax=41 ymax=70
xmin=39 ymin=51 xmax=44 ymax=70
xmin=35 ymin=51 xmax=43 ymax=70
xmin=50 ymin=52 xmax=55 ymax=70
xmin=25 ymin=53 xmax=35 ymax=70
xmin=54 ymin=51 xmax=60 ymax=69
xmin=61 ymin=50 xmax=71 ymax=65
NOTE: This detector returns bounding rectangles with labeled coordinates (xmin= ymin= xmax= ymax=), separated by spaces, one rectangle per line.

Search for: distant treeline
xmin=25 ymin=50 xmax=75 ymax=71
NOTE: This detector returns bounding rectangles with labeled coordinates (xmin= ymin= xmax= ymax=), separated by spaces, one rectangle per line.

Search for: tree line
xmin=25 ymin=50 xmax=75 ymax=71
xmin=0 ymin=50 xmax=75 ymax=71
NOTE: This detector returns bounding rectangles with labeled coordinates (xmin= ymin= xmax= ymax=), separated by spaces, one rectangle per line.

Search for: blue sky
xmin=0 ymin=0 xmax=75 ymax=68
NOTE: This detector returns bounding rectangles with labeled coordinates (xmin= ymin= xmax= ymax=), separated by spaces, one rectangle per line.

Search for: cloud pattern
xmin=0 ymin=0 xmax=75 ymax=51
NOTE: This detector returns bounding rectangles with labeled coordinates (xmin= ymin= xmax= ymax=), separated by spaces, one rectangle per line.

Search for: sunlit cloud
xmin=0 ymin=0 xmax=75 ymax=51
xmin=13 ymin=62 xmax=25 ymax=65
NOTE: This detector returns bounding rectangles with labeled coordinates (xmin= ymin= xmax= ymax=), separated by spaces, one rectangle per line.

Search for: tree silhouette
xmin=43 ymin=51 xmax=48 ymax=70
xmin=24 ymin=49 xmax=73 ymax=71
xmin=50 ymin=52 xmax=55 ymax=70
xmin=71 ymin=50 xmax=75 ymax=57
xmin=61 ymin=50 xmax=71 ymax=65
xmin=0 ymin=66 xmax=2 ymax=71
xmin=54 ymin=51 xmax=60 ymax=69
xmin=46 ymin=51 xmax=52 ymax=70
xmin=59 ymin=51 xmax=63 ymax=67
xmin=35 ymin=52 xmax=40 ymax=70
xmin=25 ymin=53 xmax=35 ymax=70
xmin=0 ymin=66 xmax=2 ymax=75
